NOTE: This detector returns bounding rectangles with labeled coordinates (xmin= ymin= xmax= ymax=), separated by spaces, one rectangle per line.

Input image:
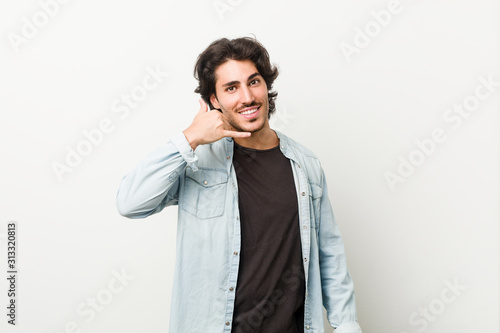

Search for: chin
xmin=242 ymin=120 xmax=267 ymax=133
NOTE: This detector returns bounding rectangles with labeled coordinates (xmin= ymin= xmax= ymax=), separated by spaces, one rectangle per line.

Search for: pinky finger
xmin=223 ymin=130 xmax=251 ymax=138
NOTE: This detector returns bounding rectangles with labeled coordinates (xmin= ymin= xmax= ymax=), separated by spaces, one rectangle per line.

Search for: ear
xmin=210 ymin=94 xmax=220 ymax=109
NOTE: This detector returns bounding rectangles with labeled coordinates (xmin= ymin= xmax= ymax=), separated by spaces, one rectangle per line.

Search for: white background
xmin=0 ymin=0 xmax=498 ymax=332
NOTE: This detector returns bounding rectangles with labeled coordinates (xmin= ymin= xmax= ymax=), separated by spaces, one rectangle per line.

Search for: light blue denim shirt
xmin=116 ymin=130 xmax=362 ymax=333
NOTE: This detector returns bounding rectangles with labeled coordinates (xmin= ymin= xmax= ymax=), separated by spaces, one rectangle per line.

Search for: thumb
xmin=198 ymin=99 xmax=208 ymax=113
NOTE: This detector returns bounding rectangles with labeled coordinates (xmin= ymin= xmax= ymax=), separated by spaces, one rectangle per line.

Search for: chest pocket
xmin=180 ymin=168 xmax=228 ymax=219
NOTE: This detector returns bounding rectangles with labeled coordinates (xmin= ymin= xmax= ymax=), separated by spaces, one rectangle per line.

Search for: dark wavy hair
xmin=194 ymin=37 xmax=279 ymax=118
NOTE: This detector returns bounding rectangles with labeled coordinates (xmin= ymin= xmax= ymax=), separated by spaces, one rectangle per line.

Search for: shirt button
xmin=301 ymin=192 xmax=306 ymax=196
xmin=233 ymin=251 xmax=238 ymax=255
xmin=304 ymin=257 xmax=308 ymax=262
xmin=229 ymin=287 xmax=234 ymax=291
xmin=306 ymin=325 xmax=310 ymax=330
xmin=227 ymin=156 xmax=231 ymax=159
xmin=281 ymin=145 xmax=284 ymax=149
xmin=226 ymin=322 xmax=230 ymax=326
xmin=303 ymin=225 xmax=307 ymax=229
xmin=203 ymin=180 xmax=208 ymax=185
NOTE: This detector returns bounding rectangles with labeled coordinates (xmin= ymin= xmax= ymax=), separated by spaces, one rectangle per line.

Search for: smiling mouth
xmin=238 ymin=106 xmax=259 ymax=115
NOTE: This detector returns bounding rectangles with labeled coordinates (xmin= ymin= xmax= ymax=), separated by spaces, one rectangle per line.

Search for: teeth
xmin=240 ymin=107 xmax=258 ymax=115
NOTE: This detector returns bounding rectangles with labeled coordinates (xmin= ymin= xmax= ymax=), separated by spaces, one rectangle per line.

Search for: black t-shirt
xmin=231 ymin=142 xmax=305 ymax=333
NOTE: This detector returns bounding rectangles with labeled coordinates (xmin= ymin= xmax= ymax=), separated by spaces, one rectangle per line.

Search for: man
xmin=116 ymin=37 xmax=362 ymax=333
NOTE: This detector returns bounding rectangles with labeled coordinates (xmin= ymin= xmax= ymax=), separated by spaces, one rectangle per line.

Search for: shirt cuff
xmin=334 ymin=322 xmax=362 ymax=333
xmin=170 ymin=131 xmax=199 ymax=171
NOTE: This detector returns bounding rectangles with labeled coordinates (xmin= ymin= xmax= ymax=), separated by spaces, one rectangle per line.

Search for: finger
xmin=220 ymin=113 xmax=236 ymax=129
xmin=198 ymin=99 xmax=208 ymax=113
xmin=222 ymin=130 xmax=251 ymax=138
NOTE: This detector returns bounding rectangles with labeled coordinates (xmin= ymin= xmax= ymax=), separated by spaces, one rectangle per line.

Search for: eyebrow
xmin=221 ymin=72 xmax=261 ymax=88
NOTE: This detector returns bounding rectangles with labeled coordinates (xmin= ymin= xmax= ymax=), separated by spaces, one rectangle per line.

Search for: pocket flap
xmin=185 ymin=168 xmax=228 ymax=187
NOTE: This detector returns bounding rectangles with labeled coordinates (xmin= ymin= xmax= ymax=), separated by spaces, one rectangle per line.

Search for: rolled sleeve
xmin=116 ymin=131 xmax=198 ymax=218
xmin=170 ymin=131 xmax=199 ymax=171
xmin=334 ymin=322 xmax=362 ymax=333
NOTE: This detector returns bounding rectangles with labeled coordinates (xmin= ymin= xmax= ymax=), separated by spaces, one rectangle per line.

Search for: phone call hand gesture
xmin=183 ymin=99 xmax=251 ymax=150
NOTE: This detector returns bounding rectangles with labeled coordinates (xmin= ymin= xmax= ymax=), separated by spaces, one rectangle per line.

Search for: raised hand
xmin=183 ymin=99 xmax=251 ymax=150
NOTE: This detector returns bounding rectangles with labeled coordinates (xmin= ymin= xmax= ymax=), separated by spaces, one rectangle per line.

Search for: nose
xmin=239 ymin=85 xmax=254 ymax=105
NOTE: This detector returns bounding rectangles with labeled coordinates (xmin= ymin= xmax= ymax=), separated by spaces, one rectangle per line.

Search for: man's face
xmin=210 ymin=59 xmax=269 ymax=133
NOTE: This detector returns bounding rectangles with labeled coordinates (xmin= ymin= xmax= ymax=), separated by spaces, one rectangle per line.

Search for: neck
xmin=234 ymin=126 xmax=278 ymax=150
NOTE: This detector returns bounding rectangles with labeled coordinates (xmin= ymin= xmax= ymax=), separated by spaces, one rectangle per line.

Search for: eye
xmin=250 ymin=79 xmax=260 ymax=85
xmin=226 ymin=86 xmax=236 ymax=92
